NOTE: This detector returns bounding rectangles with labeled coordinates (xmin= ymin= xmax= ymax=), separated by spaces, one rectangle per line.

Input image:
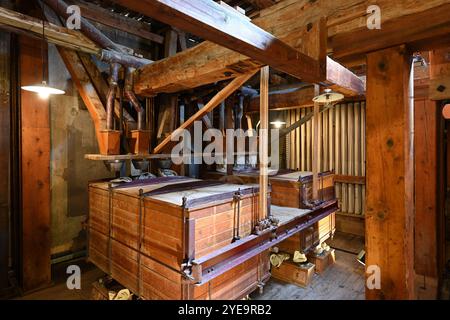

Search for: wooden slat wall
xmin=286 ymin=101 xmax=366 ymax=216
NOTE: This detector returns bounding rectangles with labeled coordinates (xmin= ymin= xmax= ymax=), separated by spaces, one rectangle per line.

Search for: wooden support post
xmin=18 ymin=35 xmax=51 ymax=292
xmin=153 ymin=71 xmax=257 ymax=154
xmin=429 ymin=48 xmax=450 ymax=100
xmin=366 ymin=45 xmax=415 ymax=300
xmin=312 ymin=97 xmax=320 ymax=200
xmin=260 ymin=66 xmax=269 ymax=219
xmin=0 ymin=31 xmax=10 ymax=291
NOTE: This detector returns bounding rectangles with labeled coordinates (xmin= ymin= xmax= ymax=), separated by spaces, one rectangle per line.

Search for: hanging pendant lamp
xmin=21 ymin=6 xmax=65 ymax=99
xmin=312 ymin=88 xmax=344 ymax=105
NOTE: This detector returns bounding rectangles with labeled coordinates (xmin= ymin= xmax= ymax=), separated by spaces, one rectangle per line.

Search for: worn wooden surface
xmin=131 ymin=0 xmax=450 ymax=96
xmin=277 ymin=213 xmax=335 ymax=254
xmin=89 ymin=178 xmax=268 ymax=299
xmin=0 ymin=31 xmax=10 ymax=290
xmin=414 ymin=98 xmax=438 ymax=281
xmin=259 ymin=66 xmax=269 ymax=219
xmin=19 ymin=35 xmax=52 ymax=292
xmin=254 ymin=249 xmax=365 ymax=300
xmin=429 ymin=48 xmax=450 ymax=100
xmin=366 ymin=45 xmax=415 ymax=300
xmin=271 ymin=262 xmax=315 ymax=288
xmin=110 ymin=0 xmax=325 ymax=83
xmin=0 ymin=6 xmax=100 ymax=55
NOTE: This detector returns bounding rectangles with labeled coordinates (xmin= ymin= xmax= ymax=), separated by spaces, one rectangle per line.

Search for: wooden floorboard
xmin=16 ymin=233 xmax=365 ymax=300
xmin=253 ymin=250 xmax=365 ymax=300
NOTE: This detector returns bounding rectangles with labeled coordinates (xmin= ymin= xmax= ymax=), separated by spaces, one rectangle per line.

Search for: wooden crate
xmin=277 ymin=213 xmax=336 ymax=254
xmin=88 ymin=177 xmax=270 ymax=300
xmin=89 ymin=228 xmax=270 ymax=300
xmin=269 ymin=171 xmax=335 ymax=209
xmin=203 ymin=170 xmax=335 ymax=209
xmin=307 ymin=249 xmax=336 ymax=274
xmin=271 ymin=261 xmax=315 ymax=288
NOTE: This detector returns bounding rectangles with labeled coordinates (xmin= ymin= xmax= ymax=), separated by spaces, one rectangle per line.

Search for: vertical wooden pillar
xmin=260 ymin=66 xmax=269 ymax=219
xmin=312 ymin=85 xmax=321 ymax=201
xmin=366 ymin=45 xmax=415 ymax=300
xmin=414 ymin=60 xmax=439 ymax=298
xmin=0 ymin=31 xmax=11 ymax=291
xmin=18 ymin=35 xmax=51 ymax=292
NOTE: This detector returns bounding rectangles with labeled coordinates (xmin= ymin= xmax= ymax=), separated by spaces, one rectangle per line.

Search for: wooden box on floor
xmin=271 ymin=262 xmax=315 ymax=288
xmin=88 ymin=177 xmax=270 ymax=300
xmin=277 ymin=213 xmax=336 ymax=254
xmin=307 ymin=249 xmax=336 ymax=274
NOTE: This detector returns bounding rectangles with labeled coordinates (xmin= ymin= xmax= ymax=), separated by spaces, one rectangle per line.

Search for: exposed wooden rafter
xmin=109 ymin=0 xmax=325 ymax=83
xmin=247 ymin=86 xmax=315 ymax=112
xmin=71 ymin=0 xmax=164 ymax=44
xmin=0 ymin=6 xmax=100 ymax=54
xmin=129 ymin=0 xmax=450 ymax=97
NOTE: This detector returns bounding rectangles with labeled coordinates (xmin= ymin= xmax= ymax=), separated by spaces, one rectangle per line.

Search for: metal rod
xmin=106 ymin=63 xmax=120 ymax=130
xmin=124 ymin=67 xmax=145 ymax=130
xmin=43 ymin=0 xmax=120 ymax=51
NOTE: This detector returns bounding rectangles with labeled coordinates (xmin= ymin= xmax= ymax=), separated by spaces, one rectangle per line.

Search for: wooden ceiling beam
xmin=246 ymin=0 xmax=280 ymax=10
xmin=70 ymin=0 xmax=164 ymax=44
xmin=429 ymin=48 xmax=450 ymax=101
xmin=109 ymin=0 xmax=325 ymax=84
xmin=247 ymin=86 xmax=315 ymax=112
xmin=131 ymin=0 xmax=450 ymax=97
xmin=0 ymin=6 xmax=100 ymax=54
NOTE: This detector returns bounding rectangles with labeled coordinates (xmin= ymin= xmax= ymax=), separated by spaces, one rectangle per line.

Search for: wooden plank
xmin=19 ymin=35 xmax=51 ymax=292
xmin=0 ymin=31 xmax=10 ymax=290
xmin=164 ymin=29 xmax=178 ymax=57
xmin=325 ymin=57 xmax=365 ymax=96
xmin=429 ymin=48 xmax=450 ymax=100
xmin=57 ymin=48 xmax=107 ymax=140
xmin=334 ymin=175 xmax=365 ymax=185
xmin=414 ymin=98 xmax=438 ymax=280
xmin=73 ymin=0 xmax=164 ymax=44
xmin=260 ymin=66 xmax=269 ymax=219
xmin=246 ymin=0 xmax=279 ymax=10
xmin=248 ymin=86 xmax=315 ymax=112
xmin=132 ymin=0 xmax=450 ymax=97
xmin=330 ymin=3 xmax=450 ymax=61
xmin=354 ymin=102 xmax=361 ymax=215
xmin=312 ymin=100 xmax=320 ymax=200
xmin=110 ymin=0 xmax=324 ymax=84
xmin=153 ymin=71 xmax=257 ymax=154
xmin=347 ymin=103 xmax=354 ymax=214
xmin=366 ymin=45 xmax=415 ymax=300
xmin=0 ymin=6 xmax=100 ymax=55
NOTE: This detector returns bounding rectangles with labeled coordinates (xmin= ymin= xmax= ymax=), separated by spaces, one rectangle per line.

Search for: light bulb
xmin=39 ymin=92 xmax=50 ymax=100
xmin=270 ymin=120 xmax=286 ymax=129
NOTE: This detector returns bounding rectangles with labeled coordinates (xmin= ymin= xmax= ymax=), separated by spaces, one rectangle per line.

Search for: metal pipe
xmin=43 ymin=0 xmax=120 ymax=51
xmin=106 ymin=63 xmax=120 ymax=130
xmin=44 ymin=0 xmax=152 ymax=68
xmin=101 ymin=49 xmax=152 ymax=69
xmin=124 ymin=67 xmax=145 ymax=130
